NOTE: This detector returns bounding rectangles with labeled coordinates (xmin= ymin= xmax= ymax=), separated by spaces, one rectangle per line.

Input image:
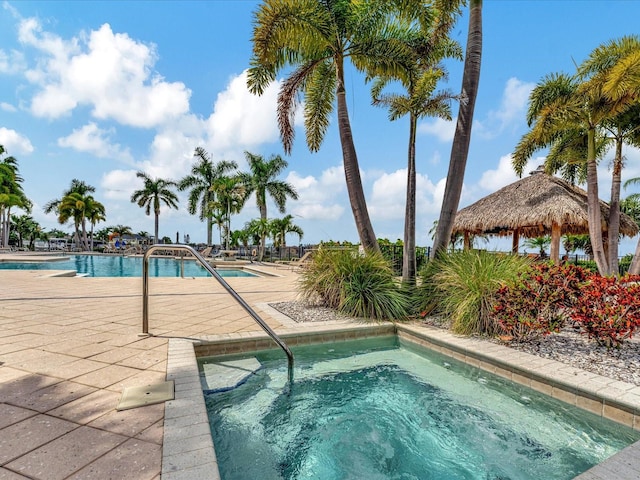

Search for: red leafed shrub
xmin=492 ymin=263 xmax=590 ymax=340
xmin=570 ymin=275 xmax=640 ymax=348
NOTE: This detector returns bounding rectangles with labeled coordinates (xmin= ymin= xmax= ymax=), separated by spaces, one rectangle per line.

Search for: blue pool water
xmin=202 ymin=337 xmax=640 ymax=480
xmin=0 ymin=255 xmax=257 ymax=278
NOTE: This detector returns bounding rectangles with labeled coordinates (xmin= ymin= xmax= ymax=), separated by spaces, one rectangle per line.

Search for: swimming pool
xmin=201 ymin=336 xmax=640 ymax=480
xmin=0 ymin=255 xmax=258 ymax=278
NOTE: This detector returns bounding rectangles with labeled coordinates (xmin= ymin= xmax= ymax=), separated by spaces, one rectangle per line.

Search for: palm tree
xmin=371 ymin=9 xmax=461 ymax=283
xmin=45 ymin=179 xmax=96 ymax=250
xmin=238 ymin=152 xmax=298 ymax=260
xmin=130 ymin=171 xmax=179 ymax=245
xmin=210 ymin=175 xmax=247 ymax=250
xmin=0 ymin=146 xmax=30 ymax=248
xmin=432 ymin=0 xmax=483 ymax=258
xmin=57 ymin=192 xmax=89 ymax=250
xmin=270 ymin=214 xmax=304 ymax=248
xmin=513 ymin=37 xmax=640 ymax=275
xmin=85 ymin=196 xmax=106 ymax=251
xmin=245 ymin=218 xmax=271 ymax=255
xmin=523 ymin=236 xmax=551 ymax=258
xmin=578 ymin=36 xmax=640 ymax=274
xmin=179 ymin=147 xmax=237 ymax=246
xmin=248 ymin=0 xmax=414 ymax=253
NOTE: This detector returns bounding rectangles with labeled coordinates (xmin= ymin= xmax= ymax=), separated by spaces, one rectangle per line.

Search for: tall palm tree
xmin=248 ymin=0 xmax=414 ymax=253
xmin=270 ymin=214 xmax=304 ymax=248
xmin=513 ymin=38 xmax=640 ymax=275
xmin=179 ymin=147 xmax=237 ymax=246
xmin=131 ymin=171 xmax=179 ymax=245
xmin=371 ymin=7 xmax=461 ymax=283
xmin=432 ymin=0 xmax=483 ymax=258
xmin=578 ymin=36 xmax=640 ymax=274
xmin=239 ymin=152 xmax=298 ymax=260
xmin=210 ymin=175 xmax=247 ymax=250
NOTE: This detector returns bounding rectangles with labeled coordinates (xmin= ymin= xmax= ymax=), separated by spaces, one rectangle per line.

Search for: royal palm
xmin=179 ymin=147 xmax=237 ymax=246
xmin=130 ymin=172 xmax=179 ymax=245
xmin=239 ymin=152 xmax=297 ymax=260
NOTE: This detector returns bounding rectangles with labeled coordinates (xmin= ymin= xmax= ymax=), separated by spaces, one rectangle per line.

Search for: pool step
xmin=201 ymin=357 xmax=262 ymax=393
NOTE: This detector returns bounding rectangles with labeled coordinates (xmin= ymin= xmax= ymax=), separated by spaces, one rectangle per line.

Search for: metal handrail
xmin=141 ymin=244 xmax=294 ymax=383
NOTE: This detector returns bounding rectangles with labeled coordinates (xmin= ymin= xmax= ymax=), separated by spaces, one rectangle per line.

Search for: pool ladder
xmin=140 ymin=244 xmax=295 ymax=383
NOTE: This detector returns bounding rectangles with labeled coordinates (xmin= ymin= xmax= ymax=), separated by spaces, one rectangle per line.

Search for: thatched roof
xmin=452 ymin=169 xmax=639 ymax=238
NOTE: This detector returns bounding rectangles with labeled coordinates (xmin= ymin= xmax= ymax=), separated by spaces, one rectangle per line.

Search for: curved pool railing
xmin=141 ymin=244 xmax=294 ymax=383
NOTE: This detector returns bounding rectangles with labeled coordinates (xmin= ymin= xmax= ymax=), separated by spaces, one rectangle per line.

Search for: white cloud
xmin=57 ymin=122 xmax=133 ymax=163
xmin=478 ymin=153 xmax=542 ymax=192
xmin=0 ymin=48 xmax=26 ymax=74
xmin=21 ymin=20 xmax=191 ymax=127
xmin=101 ymin=169 xmax=138 ymax=200
xmin=0 ymin=102 xmax=17 ymax=112
xmin=287 ymin=166 xmax=346 ymax=220
xmin=206 ymin=70 xmax=282 ymax=150
xmin=475 ymin=77 xmax=535 ymax=139
xmin=0 ymin=127 xmax=34 ymax=155
xmin=369 ymin=169 xmax=440 ymax=220
xmin=418 ymin=117 xmax=455 ymax=142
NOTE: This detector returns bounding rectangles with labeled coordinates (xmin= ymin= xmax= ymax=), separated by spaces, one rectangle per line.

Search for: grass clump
xmin=298 ymin=248 xmax=410 ymax=321
xmin=418 ymin=250 xmax=531 ymax=336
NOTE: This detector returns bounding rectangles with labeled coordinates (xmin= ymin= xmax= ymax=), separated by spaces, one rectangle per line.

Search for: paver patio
xmin=0 ymin=262 xmax=300 ymax=479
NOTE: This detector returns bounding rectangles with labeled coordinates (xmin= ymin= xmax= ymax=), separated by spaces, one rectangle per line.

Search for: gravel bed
xmin=270 ymin=301 xmax=640 ymax=386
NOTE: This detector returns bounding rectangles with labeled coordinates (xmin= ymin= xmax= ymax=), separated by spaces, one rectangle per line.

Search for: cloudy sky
xmin=2 ymin=1 xmax=640 ymax=252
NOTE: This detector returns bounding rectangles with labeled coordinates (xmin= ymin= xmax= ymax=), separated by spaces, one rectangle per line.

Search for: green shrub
xmin=418 ymin=250 xmax=531 ymax=336
xmin=298 ymin=248 xmax=410 ymax=321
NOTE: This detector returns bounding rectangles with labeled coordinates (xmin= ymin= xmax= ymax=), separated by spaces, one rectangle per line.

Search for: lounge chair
xmin=200 ymin=246 xmax=213 ymax=258
xmin=288 ymin=250 xmax=315 ymax=271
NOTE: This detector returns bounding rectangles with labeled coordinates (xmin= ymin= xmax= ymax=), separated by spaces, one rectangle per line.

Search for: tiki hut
xmin=451 ymin=167 xmax=639 ymax=263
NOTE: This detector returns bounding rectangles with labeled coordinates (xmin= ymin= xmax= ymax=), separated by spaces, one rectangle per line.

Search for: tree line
xmin=0 ymin=146 xmax=301 ymax=261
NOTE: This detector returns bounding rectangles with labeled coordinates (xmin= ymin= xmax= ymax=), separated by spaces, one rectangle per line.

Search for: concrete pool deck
xmin=1 ymin=256 xmax=639 ymax=479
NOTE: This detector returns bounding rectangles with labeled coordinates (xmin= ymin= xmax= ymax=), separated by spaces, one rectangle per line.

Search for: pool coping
xmin=162 ymin=320 xmax=640 ymax=480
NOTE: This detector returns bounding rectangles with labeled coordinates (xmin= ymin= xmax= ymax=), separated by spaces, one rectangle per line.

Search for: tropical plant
xmin=210 ymin=175 xmax=247 ymax=250
xmin=84 ymin=196 xmax=106 ymax=250
xmin=178 ymin=147 xmax=237 ymax=246
xmin=245 ymin=218 xmax=271 ymax=249
xmin=621 ymin=178 xmax=640 ymax=274
xmin=130 ymin=171 xmax=179 ymax=245
xmin=513 ymin=36 xmax=640 ymax=275
xmin=0 ymin=146 xmax=31 ymax=248
xmin=419 ymin=250 xmax=531 ymax=336
xmin=270 ymin=214 xmax=303 ymax=248
xmin=248 ymin=0 xmax=415 ymax=253
xmin=492 ymin=263 xmax=590 ymax=341
xmin=45 ymin=179 xmax=96 ymax=251
xmin=431 ymin=0 xmax=483 ymax=258
xmin=298 ymin=248 xmax=410 ymax=321
xmin=371 ymin=4 xmax=462 ymax=284
xmin=238 ymin=152 xmax=297 ymax=260
xmin=523 ymin=236 xmax=551 ymax=257
xmin=10 ymin=214 xmax=41 ymax=250
xmin=578 ymin=36 xmax=640 ymax=275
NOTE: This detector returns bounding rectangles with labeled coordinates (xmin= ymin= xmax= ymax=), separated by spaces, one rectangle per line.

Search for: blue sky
xmin=2 ymin=0 xmax=640 ymax=252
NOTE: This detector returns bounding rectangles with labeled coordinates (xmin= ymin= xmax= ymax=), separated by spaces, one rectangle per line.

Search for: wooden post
xmin=463 ymin=232 xmax=471 ymax=250
xmin=512 ymin=228 xmax=520 ymax=254
xmin=550 ymin=223 xmax=561 ymax=263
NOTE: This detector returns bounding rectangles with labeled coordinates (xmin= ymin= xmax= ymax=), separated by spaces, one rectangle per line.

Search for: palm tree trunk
xmin=607 ymin=138 xmax=623 ymax=276
xmin=402 ymin=113 xmax=417 ymax=284
xmin=335 ymin=58 xmax=380 ymax=254
xmin=586 ymin=128 xmax=609 ymax=274
xmin=154 ymin=212 xmax=160 ymax=248
xmin=432 ymin=0 xmax=482 ymax=258
xmin=259 ymin=204 xmax=267 ymax=261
